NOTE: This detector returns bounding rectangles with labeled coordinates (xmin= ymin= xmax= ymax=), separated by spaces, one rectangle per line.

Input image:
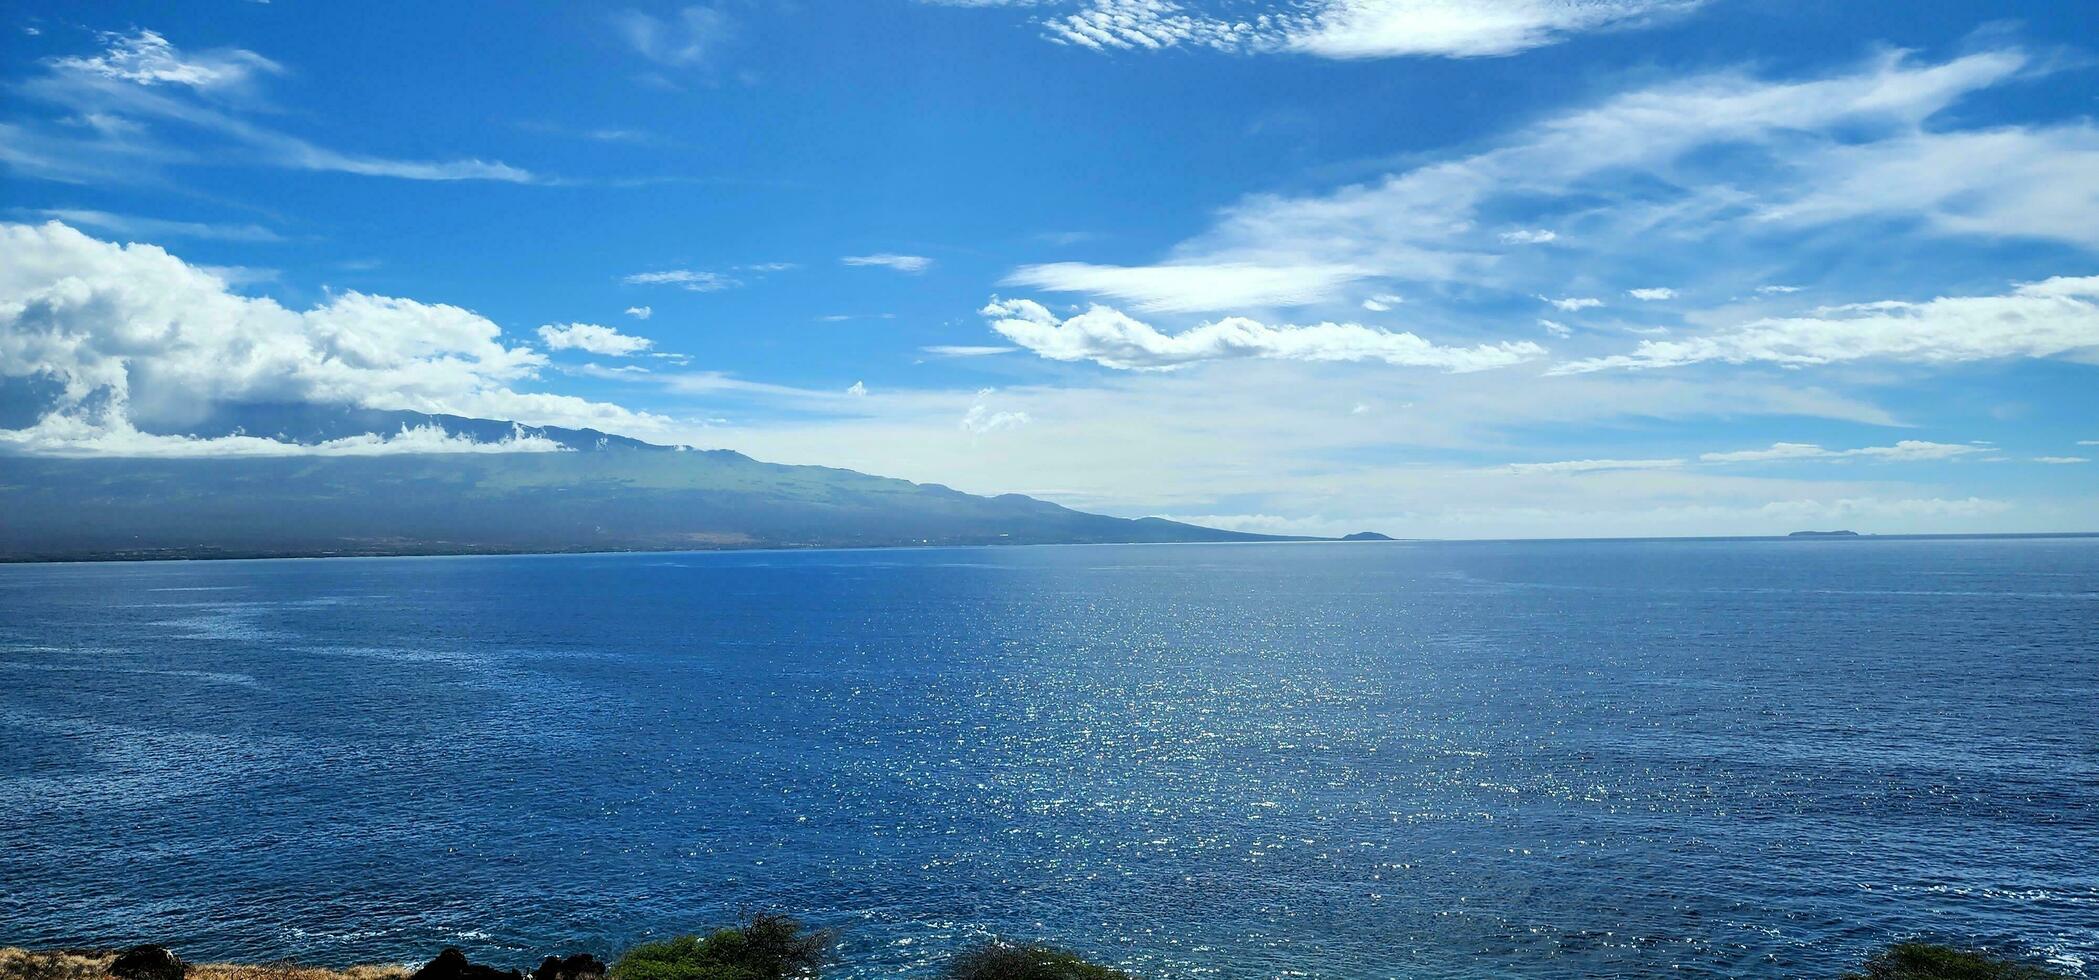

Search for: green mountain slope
xmin=0 ymin=449 xmax=1297 ymax=561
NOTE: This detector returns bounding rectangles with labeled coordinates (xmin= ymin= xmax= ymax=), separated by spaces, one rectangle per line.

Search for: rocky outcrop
xmin=530 ymin=953 xmax=606 ymax=980
xmin=109 ymin=945 xmax=186 ymax=980
xmin=407 ymin=948 xmax=520 ymax=980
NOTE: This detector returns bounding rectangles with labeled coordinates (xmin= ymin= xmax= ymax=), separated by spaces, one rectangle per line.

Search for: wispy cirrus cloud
xmin=623 ymin=269 xmax=740 ymax=291
xmin=994 ymin=45 xmax=2095 ymax=337
xmin=8 ymin=29 xmax=535 ymax=185
xmin=1032 ymin=0 xmax=1704 ymax=59
xmin=1004 ymin=261 xmax=1368 ymax=313
xmin=1505 ymin=457 xmax=1683 ymax=474
xmin=842 ymin=253 xmax=934 ymax=273
xmin=614 ymin=6 xmax=733 ymax=68
xmin=1555 ymin=276 xmax=2099 ymax=373
xmin=24 ymin=207 xmax=282 ymax=242
xmin=1699 ymin=441 xmax=1988 ymax=464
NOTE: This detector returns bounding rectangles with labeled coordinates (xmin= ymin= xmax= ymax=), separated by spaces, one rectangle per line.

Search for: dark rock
xmin=409 ymin=948 xmax=522 ymax=980
xmin=110 ymin=945 xmax=186 ymax=980
xmin=531 ymin=954 xmax=606 ymax=980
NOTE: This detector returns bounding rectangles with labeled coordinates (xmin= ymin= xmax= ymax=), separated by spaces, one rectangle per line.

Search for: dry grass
xmin=0 ymin=950 xmax=410 ymax=980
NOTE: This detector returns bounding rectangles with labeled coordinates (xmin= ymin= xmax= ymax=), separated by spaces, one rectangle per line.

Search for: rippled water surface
xmin=3 ymin=539 xmax=2096 ymax=978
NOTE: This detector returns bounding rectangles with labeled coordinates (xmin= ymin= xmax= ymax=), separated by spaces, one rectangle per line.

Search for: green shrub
xmin=1841 ymin=942 xmax=2070 ymax=980
xmin=942 ymin=943 xmax=1132 ymax=980
xmin=610 ymin=916 xmax=829 ymax=980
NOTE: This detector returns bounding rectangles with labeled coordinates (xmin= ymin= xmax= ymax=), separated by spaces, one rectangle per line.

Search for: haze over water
xmin=3 ymin=538 xmax=2095 ymax=979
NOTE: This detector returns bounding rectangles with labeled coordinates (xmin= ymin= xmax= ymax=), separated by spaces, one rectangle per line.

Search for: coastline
xmin=3 ymin=530 xmax=2096 ymax=566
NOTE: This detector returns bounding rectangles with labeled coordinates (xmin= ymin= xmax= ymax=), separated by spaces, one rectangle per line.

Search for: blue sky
xmin=2 ymin=0 xmax=2096 ymax=537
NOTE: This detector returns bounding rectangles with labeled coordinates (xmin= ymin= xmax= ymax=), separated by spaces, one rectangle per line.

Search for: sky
xmin=2 ymin=0 xmax=2096 ymax=538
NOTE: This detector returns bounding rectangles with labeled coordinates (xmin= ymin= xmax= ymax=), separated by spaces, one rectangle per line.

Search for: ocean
xmin=2 ymin=538 xmax=2094 ymax=978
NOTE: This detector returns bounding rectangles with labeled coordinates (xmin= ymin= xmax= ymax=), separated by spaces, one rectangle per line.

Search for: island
xmin=1341 ymin=531 xmax=1397 ymax=541
xmin=1788 ymin=530 xmax=1862 ymax=538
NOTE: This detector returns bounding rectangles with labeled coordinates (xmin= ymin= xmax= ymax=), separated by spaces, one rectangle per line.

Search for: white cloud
xmin=960 ymin=389 xmax=1030 ymax=433
xmin=53 ymin=29 xmax=281 ymax=92
xmin=2033 ymin=456 xmax=2089 ymax=465
xmin=1014 ymin=48 xmax=2056 ymax=312
xmin=537 ymin=322 xmax=654 ymax=356
xmin=1361 ymin=293 xmax=1404 ymax=312
xmin=0 ymin=221 xmax=668 ymax=449
xmin=12 ymin=30 xmax=534 ymax=185
xmin=1005 ymin=261 xmax=1367 ymax=313
xmin=1757 ymin=284 xmax=1803 ymax=294
xmin=1505 ymin=457 xmax=1683 ymax=474
xmin=982 ymin=297 xmax=1546 ymax=371
xmin=1539 ymin=319 xmax=1572 ymax=337
xmin=846 ymin=381 xmax=868 ymax=397
xmin=625 ymin=305 xmax=653 ymax=320
xmin=1556 ymin=276 xmax=2099 ymax=373
xmin=0 ymin=417 xmax=569 ymax=458
xmin=1499 ymin=228 xmax=1558 ymax=244
xmin=1756 ymin=125 xmax=2099 ymax=249
xmin=1040 ymin=0 xmax=1702 ymax=59
xmin=623 ymin=269 xmax=740 ymax=291
xmin=1699 ymin=440 xmax=1987 ymax=464
xmin=1542 ymin=295 xmax=1602 ymax=311
xmin=28 ymin=208 xmax=282 ymax=243
xmin=842 ymin=253 xmax=934 ymax=274
xmin=922 ymin=344 xmax=1018 ymax=357
xmin=2076 ymin=440 xmax=2098 ymax=446
xmin=1628 ymin=287 xmax=1676 ymax=301
xmin=614 ymin=6 xmax=731 ymax=67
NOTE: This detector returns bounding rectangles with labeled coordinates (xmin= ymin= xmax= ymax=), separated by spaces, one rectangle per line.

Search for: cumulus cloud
xmin=0 ymin=221 xmax=667 ymax=452
xmin=1361 ymin=293 xmax=1404 ymax=312
xmin=625 ymin=305 xmax=653 ymax=320
xmin=1542 ymin=295 xmax=1602 ymax=311
xmin=1539 ymin=319 xmax=1573 ymax=337
xmin=1555 ymin=276 xmax=2099 ymax=373
xmin=846 ymin=381 xmax=868 ymax=396
xmin=981 ymin=297 xmax=1546 ymax=371
xmin=842 ymin=253 xmax=934 ymax=273
xmin=960 ymin=389 xmax=1030 ymax=433
xmin=538 ymin=322 xmax=654 ymax=356
xmin=1628 ymin=287 xmax=1676 ymax=301
xmin=1699 ymin=441 xmax=1988 ymax=463
xmin=1039 ymin=0 xmax=1701 ymax=59
xmin=0 ymin=417 xmax=569 ymax=458
xmin=1005 ymin=261 xmax=1367 ymax=313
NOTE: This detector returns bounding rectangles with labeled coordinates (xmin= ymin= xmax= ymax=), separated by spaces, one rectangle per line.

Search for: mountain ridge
xmin=0 ymin=406 xmax=1312 ymax=561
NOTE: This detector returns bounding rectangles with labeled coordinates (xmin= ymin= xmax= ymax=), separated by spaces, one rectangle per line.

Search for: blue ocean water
xmin=1 ymin=539 xmax=2095 ymax=979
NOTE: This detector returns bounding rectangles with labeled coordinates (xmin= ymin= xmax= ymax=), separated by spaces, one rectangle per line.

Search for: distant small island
xmin=1341 ymin=531 xmax=1396 ymax=541
xmin=1789 ymin=530 xmax=1862 ymax=538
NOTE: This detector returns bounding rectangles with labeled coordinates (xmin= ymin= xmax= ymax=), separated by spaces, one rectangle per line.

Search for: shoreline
xmin=3 ymin=530 xmax=2096 ymax=567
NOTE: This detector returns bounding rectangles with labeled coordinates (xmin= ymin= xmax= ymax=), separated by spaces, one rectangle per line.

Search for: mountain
xmin=0 ymin=411 xmax=1305 ymax=561
xmin=1340 ymin=531 xmax=1395 ymax=541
